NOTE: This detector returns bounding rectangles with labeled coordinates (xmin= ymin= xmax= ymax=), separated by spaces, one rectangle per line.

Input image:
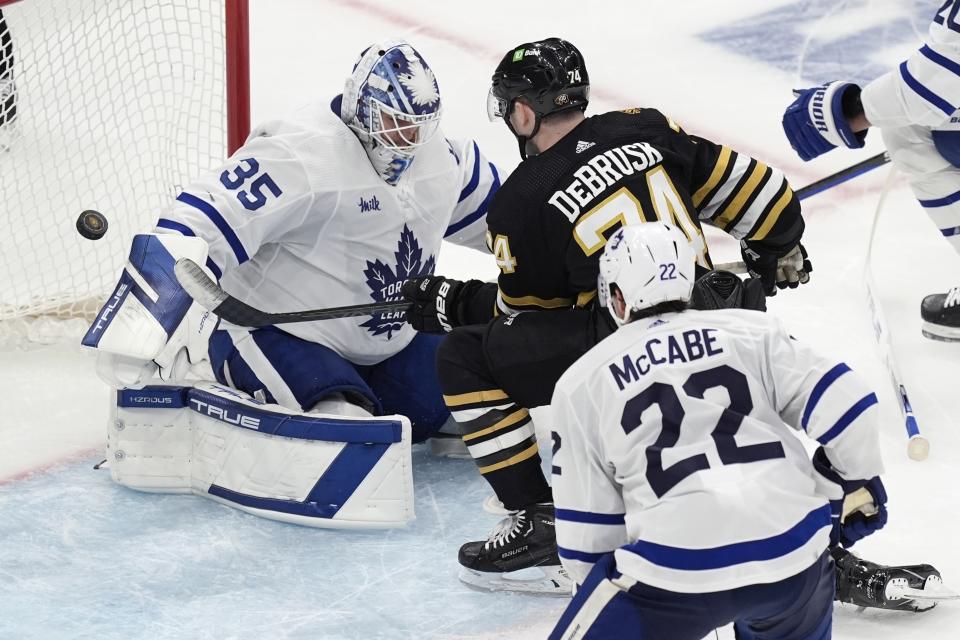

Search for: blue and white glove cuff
xmin=807 ymin=82 xmax=864 ymax=150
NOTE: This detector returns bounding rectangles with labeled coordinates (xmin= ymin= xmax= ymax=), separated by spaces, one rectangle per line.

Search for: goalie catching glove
xmin=401 ymin=275 xmax=488 ymax=334
xmin=81 ymin=233 xmax=218 ymax=387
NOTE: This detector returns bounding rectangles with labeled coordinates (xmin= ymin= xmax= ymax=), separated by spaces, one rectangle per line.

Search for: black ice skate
xmin=458 ymin=502 xmax=572 ymax=596
xmin=921 ymin=287 xmax=960 ymax=341
xmin=833 ymin=547 xmax=958 ymax=612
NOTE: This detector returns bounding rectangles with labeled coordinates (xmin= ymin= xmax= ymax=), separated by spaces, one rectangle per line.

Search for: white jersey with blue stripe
xmin=154 ymin=100 xmax=499 ymax=365
xmin=860 ymin=1 xmax=960 ymax=243
xmin=862 ymin=2 xmax=960 ymax=130
xmin=549 ymin=309 xmax=884 ymax=594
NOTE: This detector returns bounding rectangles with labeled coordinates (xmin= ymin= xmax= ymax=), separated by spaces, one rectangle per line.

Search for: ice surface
xmin=2 ymin=1 xmax=959 ymax=638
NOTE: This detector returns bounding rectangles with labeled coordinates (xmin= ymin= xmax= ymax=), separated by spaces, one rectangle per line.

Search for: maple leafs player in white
xmin=81 ymin=39 xmax=500 ymax=526
xmin=782 ymin=0 xmax=960 ymax=341
xmin=548 ymin=223 xmax=891 ymax=639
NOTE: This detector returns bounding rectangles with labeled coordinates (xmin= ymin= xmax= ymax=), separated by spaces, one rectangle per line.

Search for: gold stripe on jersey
xmin=692 ymin=146 xmax=733 ymax=207
xmin=463 ymin=408 xmax=530 ymax=442
xmin=713 ymin=160 xmax=768 ymax=231
xmin=748 ymin=182 xmax=794 ymax=241
xmin=478 ymin=442 xmax=541 ymax=474
xmin=498 ymin=290 xmax=575 ymax=309
xmin=443 ymin=388 xmax=509 ymax=407
xmin=576 ymin=290 xmax=597 ymax=307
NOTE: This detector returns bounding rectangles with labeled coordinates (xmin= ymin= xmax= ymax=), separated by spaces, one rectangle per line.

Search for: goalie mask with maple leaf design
xmin=342 ymin=39 xmax=443 ymax=185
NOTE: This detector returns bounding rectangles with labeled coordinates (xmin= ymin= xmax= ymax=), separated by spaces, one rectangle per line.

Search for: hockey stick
xmin=718 ymin=151 xmax=891 ymax=274
xmin=793 ymin=151 xmax=889 ymax=201
xmin=863 ymin=166 xmax=929 ymax=461
xmin=174 ymin=154 xmax=889 ymax=326
xmin=174 ymin=258 xmax=411 ymax=326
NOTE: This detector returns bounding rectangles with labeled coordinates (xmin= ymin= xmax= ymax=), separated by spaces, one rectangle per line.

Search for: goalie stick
xmin=174 ymin=153 xmax=891 ymax=327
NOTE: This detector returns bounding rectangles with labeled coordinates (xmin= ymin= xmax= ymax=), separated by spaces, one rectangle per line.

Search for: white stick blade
xmin=174 ymin=258 xmax=227 ymax=311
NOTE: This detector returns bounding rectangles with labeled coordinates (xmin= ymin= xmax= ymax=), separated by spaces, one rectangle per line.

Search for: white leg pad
xmin=109 ymin=382 xmax=414 ymax=528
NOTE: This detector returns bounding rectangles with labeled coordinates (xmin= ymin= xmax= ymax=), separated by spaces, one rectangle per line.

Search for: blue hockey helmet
xmin=341 ymin=39 xmax=443 ymax=184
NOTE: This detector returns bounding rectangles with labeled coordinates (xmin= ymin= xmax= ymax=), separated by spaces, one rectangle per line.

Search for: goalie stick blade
xmin=174 ymin=258 xmax=228 ymax=311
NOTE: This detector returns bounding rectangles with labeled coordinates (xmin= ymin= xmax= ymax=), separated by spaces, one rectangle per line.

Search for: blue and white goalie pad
xmin=108 ymin=383 xmax=414 ymax=528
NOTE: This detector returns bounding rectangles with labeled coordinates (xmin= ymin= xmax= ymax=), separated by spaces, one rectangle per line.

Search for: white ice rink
xmin=2 ymin=0 xmax=959 ymax=638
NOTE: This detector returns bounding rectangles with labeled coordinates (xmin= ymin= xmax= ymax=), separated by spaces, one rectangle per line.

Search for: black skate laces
xmin=946 ymin=287 xmax=960 ymax=308
xmin=484 ymin=511 xmax=528 ymax=550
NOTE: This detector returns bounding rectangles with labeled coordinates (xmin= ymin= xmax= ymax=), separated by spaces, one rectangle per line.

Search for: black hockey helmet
xmin=488 ymin=38 xmax=589 ymax=157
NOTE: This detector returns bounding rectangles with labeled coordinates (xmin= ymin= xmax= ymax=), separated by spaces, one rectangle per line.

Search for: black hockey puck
xmin=77 ymin=210 xmax=108 ymax=240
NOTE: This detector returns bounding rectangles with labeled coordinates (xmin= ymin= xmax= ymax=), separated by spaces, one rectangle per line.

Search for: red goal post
xmin=0 ymin=0 xmax=249 ymax=343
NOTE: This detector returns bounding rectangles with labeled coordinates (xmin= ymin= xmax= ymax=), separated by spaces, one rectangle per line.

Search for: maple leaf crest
xmin=359 ymin=224 xmax=436 ymax=339
xmin=399 ymin=62 xmax=440 ymax=107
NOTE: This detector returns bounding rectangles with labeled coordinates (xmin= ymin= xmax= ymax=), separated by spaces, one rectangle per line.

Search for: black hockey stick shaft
xmin=174 ymin=258 xmax=410 ymax=327
xmin=794 ymin=151 xmax=889 ymax=201
xmin=175 ymin=154 xmax=891 ymax=326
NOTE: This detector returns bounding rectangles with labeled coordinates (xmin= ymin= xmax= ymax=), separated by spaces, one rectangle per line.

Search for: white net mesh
xmin=0 ymin=0 xmax=234 ymax=345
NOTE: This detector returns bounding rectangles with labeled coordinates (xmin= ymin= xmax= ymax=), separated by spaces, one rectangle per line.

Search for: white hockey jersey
xmin=154 ymin=100 xmax=500 ymax=365
xmin=860 ymin=1 xmax=960 ymax=245
xmin=550 ymin=309 xmax=884 ymax=593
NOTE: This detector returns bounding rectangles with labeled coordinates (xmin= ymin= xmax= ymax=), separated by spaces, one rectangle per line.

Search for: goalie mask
xmin=598 ymin=223 xmax=695 ymax=326
xmin=342 ymin=39 xmax=443 ymax=185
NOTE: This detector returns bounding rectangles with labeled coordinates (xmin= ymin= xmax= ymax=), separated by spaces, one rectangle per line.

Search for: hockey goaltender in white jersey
xmin=82 ymin=39 xmax=500 ymax=529
xmin=548 ymin=224 xmax=887 ymax=639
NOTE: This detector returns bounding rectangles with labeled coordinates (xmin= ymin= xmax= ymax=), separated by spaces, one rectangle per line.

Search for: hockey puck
xmin=77 ymin=210 xmax=108 ymax=240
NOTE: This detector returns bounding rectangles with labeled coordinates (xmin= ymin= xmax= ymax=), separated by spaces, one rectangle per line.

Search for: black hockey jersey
xmin=485 ymin=109 xmax=804 ymax=314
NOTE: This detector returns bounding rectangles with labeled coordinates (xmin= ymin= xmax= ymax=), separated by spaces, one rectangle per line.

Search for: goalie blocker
xmin=109 ymin=382 xmax=414 ymax=528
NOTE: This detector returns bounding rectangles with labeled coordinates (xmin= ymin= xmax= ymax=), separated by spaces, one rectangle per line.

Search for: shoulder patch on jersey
xmin=619 ymin=107 xmax=643 ymax=114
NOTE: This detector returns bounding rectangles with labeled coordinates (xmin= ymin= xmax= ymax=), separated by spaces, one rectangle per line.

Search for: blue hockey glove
xmin=840 ymin=476 xmax=888 ymax=548
xmin=782 ymin=81 xmax=867 ymax=161
xmin=813 ymin=447 xmax=887 ymax=548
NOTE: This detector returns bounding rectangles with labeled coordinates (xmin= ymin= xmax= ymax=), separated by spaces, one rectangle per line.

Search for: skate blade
xmin=921 ymin=322 xmax=960 ymax=342
xmin=887 ymin=577 xmax=960 ymax=602
xmin=458 ymin=564 xmax=573 ymax=596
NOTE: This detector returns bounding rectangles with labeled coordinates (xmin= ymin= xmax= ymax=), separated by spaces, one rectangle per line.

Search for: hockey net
xmin=0 ymin=0 xmax=248 ymax=346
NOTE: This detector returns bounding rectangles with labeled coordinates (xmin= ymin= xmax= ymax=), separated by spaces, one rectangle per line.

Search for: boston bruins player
xmin=402 ymin=38 xmax=812 ymax=594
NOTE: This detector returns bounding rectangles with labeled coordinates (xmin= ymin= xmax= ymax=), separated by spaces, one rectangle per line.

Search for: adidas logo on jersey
xmin=575 ymin=140 xmax=595 ymax=153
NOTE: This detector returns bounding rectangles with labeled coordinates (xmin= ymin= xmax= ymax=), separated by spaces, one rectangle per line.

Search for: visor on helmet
xmin=486 ymin=87 xmax=509 ymax=122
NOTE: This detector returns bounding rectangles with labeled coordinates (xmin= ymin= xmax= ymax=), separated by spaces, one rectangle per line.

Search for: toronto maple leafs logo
xmin=399 ymin=62 xmax=440 ymax=107
xmin=360 ymin=224 xmax=435 ymax=339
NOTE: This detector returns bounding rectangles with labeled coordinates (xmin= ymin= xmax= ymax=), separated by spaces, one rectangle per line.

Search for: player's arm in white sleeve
xmin=764 ymin=317 xmax=884 ymax=484
xmin=784 ymin=3 xmax=960 ymax=159
xmin=442 ymin=138 xmax=503 ymax=252
xmin=861 ymin=5 xmax=960 ymax=130
xmin=550 ymin=375 xmax=628 ymax=587
xmin=154 ymin=132 xmax=316 ymax=278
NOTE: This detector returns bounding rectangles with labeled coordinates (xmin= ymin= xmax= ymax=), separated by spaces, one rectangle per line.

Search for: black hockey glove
xmin=402 ymin=276 xmax=483 ymax=334
xmin=740 ymin=240 xmax=812 ymax=296
xmin=689 ymin=270 xmax=767 ymax=312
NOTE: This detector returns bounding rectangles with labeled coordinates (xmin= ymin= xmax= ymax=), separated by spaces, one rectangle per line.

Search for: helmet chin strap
xmin=504 ymin=100 xmax=543 ymax=160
